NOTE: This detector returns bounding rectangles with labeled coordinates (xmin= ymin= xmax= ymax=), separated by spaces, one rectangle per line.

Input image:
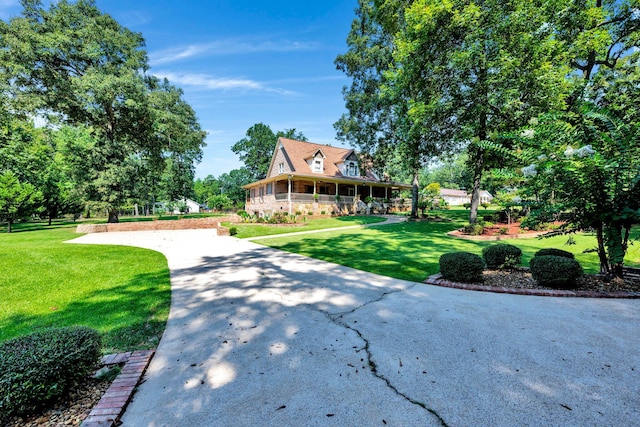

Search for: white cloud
xmin=154 ymin=71 xmax=298 ymax=95
xmin=149 ymin=38 xmax=319 ymax=66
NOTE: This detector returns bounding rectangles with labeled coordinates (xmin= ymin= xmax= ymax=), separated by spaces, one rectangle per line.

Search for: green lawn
xmin=253 ymin=210 xmax=640 ymax=282
xmin=223 ymin=215 xmax=387 ymax=239
xmin=0 ymin=222 xmax=170 ymax=354
xmin=3 ymin=211 xmax=638 ymax=353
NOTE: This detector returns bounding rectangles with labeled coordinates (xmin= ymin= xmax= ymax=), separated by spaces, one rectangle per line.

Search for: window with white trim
xmin=313 ymin=159 xmax=322 ymax=173
xmin=278 ymin=163 xmax=284 ymax=174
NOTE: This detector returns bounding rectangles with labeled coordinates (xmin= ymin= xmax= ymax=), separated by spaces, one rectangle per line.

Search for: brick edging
xmin=82 ymin=349 xmax=155 ymax=426
xmin=424 ymin=274 xmax=640 ymax=298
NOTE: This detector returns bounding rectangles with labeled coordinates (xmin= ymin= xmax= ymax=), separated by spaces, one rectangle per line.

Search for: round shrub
xmin=462 ymin=223 xmax=484 ymax=235
xmin=482 ymin=244 xmax=522 ymax=269
xmin=229 ymin=226 xmax=238 ymax=236
xmin=0 ymin=326 xmax=101 ymax=421
xmin=534 ymin=248 xmax=574 ymax=259
xmin=439 ymin=252 xmax=484 ymax=283
xmin=529 ymin=255 xmax=584 ymax=288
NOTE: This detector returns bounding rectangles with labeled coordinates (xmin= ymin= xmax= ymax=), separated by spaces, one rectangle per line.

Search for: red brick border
xmin=82 ymin=350 xmax=154 ymax=427
xmin=424 ymin=274 xmax=640 ymax=298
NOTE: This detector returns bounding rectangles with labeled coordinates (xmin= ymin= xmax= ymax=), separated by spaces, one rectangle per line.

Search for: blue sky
xmin=0 ymin=0 xmax=358 ymax=178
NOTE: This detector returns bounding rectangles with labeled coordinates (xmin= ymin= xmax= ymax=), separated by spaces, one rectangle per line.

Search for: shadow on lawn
xmin=259 ymin=220 xmax=489 ymax=282
xmin=0 ymin=271 xmax=170 ymax=353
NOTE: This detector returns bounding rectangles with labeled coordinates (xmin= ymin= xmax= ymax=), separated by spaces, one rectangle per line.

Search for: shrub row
xmin=438 ymin=244 xmax=581 ymax=287
xmin=0 ymin=326 xmax=101 ymax=421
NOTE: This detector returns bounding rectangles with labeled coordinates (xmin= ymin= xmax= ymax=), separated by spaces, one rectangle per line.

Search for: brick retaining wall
xmin=76 ymin=217 xmax=234 ymax=235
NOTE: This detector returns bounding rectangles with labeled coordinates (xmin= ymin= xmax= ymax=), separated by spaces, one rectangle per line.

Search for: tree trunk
xmin=107 ymin=208 xmax=119 ymax=223
xmin=410 ymin=171 xmax=419 ymax=218
xmin=470 ymin=57 xmax=489 ymax=225
xmin=7 ymin=220 xmax=12 ymax=233
xmin=469 ymin=148 xmax=484 ymax=224
xmin=595 ymin=224 xmax=610 ymax=276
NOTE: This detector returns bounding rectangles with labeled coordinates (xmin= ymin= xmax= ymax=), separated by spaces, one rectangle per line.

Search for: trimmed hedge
xmin=439 ymin=252 xmax=484 ymax=283
xmin=529 ymin=255 xmax=584 ymax=288
xmin=482 ymin=244 xmax=522 ymax=269
xmin=0 ymin=326 xmax=101 ymax=421
xmin=534 ymin=248 xmax=574 ymax=259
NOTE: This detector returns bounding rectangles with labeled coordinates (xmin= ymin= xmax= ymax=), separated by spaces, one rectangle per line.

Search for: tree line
xmin=0 ymin=0 xmax=206 ymax=230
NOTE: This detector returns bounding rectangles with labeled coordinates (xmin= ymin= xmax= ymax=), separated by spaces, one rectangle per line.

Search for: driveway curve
xmin=70 ymin=229 xmax=640 ymax=427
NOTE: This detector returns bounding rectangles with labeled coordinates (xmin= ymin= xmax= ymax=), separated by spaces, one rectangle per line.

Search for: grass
xmin=223 ymin=215 xmax=387 ymax=239
xmin=3 ymin=209 xmax=638 ymax=354
xmin=0 ymin=221 xmax=170 ymax=354
xmin=253 ymin=209 xmax=640 ymax=283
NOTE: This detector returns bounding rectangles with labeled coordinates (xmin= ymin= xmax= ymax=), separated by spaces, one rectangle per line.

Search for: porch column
xmin=335 ymin=182 xmax=338 ymax=195
xmin=287 ymin=175 xmax=292 ymax=215
xmin=313 ymin=180 xmax=317 ymax=195
xmin=354 ymin=184 xmax=358 ymax=199
xmin=369 ymin=184 xmax=373 ymax=199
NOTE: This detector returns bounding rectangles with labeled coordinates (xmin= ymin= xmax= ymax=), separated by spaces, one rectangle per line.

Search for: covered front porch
xmin=245 ymin=175 xmax=411 ymax=216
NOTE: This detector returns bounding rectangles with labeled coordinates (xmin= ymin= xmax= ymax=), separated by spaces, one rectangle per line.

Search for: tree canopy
xmin=336 ymin=0 xmax=640 ymax=222
xmin=0 ymin=171 xmax=42 ymax=232
xmin=0 ymin=0 xmax=206 ymax=223
xmin=231 ymin=123 xmax=307 ymax=180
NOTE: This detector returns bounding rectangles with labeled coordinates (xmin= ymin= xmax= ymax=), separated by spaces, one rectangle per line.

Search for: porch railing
xmin=272 ymin=193 xmax=405 ymax=206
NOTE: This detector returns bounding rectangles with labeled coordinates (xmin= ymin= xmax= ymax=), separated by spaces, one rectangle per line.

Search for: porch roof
xmin=243 ymin=172 xmax=412 ymax=190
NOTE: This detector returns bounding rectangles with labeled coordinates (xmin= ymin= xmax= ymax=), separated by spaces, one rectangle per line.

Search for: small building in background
xmin=439 ymin=188 xmax=493 ymax=206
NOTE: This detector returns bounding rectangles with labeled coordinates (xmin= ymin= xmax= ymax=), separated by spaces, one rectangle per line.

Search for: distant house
xmin=155 ymin=198 xmax=201 ymax=214
xmin=243 ymin=138 xmax=412 ymax=216
xmin=181 ymin=198 xmax=201 ymax=214
xmin=440 ymin=188 xmax=493 ymax=206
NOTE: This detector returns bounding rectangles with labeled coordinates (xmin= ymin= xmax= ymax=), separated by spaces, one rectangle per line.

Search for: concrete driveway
xmin=70 ymin=229 xmax=640 ymax=427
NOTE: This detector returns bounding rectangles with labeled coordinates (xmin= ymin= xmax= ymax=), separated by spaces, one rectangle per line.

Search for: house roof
xmin=271 ymin=138 xmax=382 ymax=181
xmin=245 ymin=138 xmax=411 ymax=189
xmin=440 ymin=188 xmax=469 ymax=197
xmin=277 ymin=138 xmax=360 ymax=178
xmin=439 ymin=188 xmax=493 ymax=198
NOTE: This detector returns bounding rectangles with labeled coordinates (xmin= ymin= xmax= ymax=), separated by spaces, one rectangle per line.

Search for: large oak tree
xmin=0 ymin=0 xmax=205 ymax=222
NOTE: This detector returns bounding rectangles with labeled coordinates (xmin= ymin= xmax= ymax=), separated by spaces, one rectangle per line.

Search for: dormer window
xmin=348 ymin=162 xmax=358 ymax=176
xmin=313 ymin=159 xmax=322 ymax=173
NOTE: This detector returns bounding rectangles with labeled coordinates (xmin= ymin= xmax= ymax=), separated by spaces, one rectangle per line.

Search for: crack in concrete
xmin=331 ymin=314 xmax=449 ymax=427
xmin=254 ymin=281 xmax=449 ymax=426
xmin=325 ymin=287 xmax=449 ymax=427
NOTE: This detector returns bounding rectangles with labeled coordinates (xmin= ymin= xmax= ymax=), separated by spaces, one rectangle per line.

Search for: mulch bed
xmin=5 ymin=377 xmax=112 ymax=427
xmin=483 ymin=268 xmax=640 ymax=293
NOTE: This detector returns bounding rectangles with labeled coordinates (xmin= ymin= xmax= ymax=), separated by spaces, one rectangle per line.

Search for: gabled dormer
xmin=337 ymin=151 xmax=359 ymax=177
xmin=306 ymin=149 xmax=326 ymax=174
